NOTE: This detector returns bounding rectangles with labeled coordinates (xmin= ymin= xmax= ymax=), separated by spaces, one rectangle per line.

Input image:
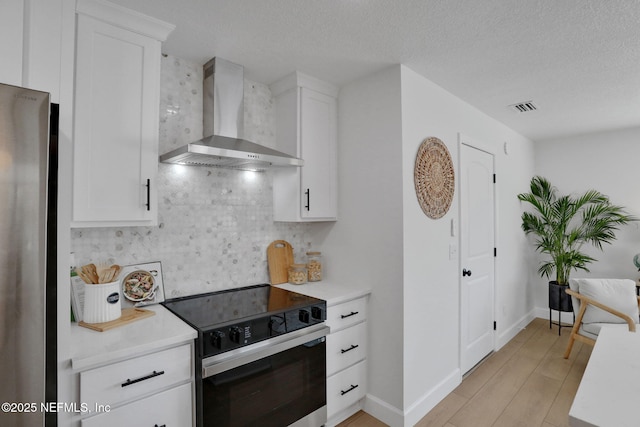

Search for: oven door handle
xmin=202 ymin=323 xmax=330 ymax=378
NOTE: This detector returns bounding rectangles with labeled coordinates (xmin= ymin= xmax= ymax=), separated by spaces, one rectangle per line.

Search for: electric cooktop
xmin=162 ymin=284 xmax=326 ymax=357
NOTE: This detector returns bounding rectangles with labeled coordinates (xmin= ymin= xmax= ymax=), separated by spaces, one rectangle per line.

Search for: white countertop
xmin=70 ymin=304 xmax=197 ymax=371
xmin=70 ymin=283 xmax=367 ymax=371
xmin=569 ymin=327 xmax=640 ymax=427
xmin=274 ymin=281 xmax=371 ymax=306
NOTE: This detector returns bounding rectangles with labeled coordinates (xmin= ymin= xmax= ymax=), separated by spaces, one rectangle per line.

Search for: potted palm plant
xmin=517 ymin=176 xmax=635 ymax=312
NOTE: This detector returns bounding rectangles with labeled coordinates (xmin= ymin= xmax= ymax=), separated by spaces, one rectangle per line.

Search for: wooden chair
xmin=563 ymin=278 xmax=640 ymax=359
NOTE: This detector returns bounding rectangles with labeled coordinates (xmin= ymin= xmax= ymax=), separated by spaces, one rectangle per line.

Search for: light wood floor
xmin=337 ymin=317 xmax=592 ymax=427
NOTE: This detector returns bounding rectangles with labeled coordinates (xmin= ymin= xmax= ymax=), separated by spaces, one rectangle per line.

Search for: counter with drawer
xmin=275 ymin=281 xmax=371 ymax=426
xmin=70 ymin=304 xmax=197 ymax=427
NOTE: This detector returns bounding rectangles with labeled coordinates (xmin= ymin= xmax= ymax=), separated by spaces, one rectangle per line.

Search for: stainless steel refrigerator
xmin=0 ymin=82 xmax=57 ymax=426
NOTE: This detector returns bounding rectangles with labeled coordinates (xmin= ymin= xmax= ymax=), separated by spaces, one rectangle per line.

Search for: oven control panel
xmin=206 ymin=320 xmax=267 ymax=355
xmin=203 ymin=304 xmax=326 ymax=357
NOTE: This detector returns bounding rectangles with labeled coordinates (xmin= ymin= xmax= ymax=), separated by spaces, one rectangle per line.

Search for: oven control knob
xmin=210 ymin=331 xmax=225 ymax=349
xmin=229 ymin=326 xmax=242 ymax=344
xmin=269 ymin=316 xmax=285 ymax=335
xmin=299 ymin=309 xmax=310 ymax=324
xmin=311 ymin=306 xmax=323 ymax=320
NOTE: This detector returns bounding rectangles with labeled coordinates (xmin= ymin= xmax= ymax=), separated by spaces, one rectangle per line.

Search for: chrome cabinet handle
xmin=341 ymin=384 xmax=359 ymax=396
xmin=121 ymin=370 xmax=164 ymax=387
xmin=341 ymin=344 xmax=359 ymax=354
xmin=340 ymin=311 xmax=359 ymax=319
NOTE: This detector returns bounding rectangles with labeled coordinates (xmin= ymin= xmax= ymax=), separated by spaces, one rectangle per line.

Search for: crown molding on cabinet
xmin=76 ymin=0 xmax=175 ymax=41
xmin=270 ymin=71 xmax=339 ymax=98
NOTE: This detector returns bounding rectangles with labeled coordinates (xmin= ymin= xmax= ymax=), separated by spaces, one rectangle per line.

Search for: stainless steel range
xmin=163 ymin=284 xmax=328 ymax=427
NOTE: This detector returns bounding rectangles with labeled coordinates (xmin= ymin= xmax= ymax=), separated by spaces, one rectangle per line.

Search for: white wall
xmin=312 ymin=65 xmax=406 ymax=419
xmin=23 ymin=0 xmax=66 ymax=101
xmin=399 ymin=65 xmax=535 ymax=424
xmin=316 ymin=64 xmax=536 ymax=426
xmin=533 ymin=126 xmax=640 ymax=309
xmin=0 ymin=0 xmax=66 ymax=101
xmin=0 ymin=0 xmax=24 ymax=85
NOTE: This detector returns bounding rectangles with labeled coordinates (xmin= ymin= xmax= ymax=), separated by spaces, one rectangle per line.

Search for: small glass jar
xmin=306 ymin=251 xmax=323 ymax=282
xmin=288 ymin=264 xmax=308 ymax=285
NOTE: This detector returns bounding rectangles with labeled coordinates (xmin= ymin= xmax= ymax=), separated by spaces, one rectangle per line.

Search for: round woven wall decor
xmin=414 ymin=137 xmax=455 ymax=219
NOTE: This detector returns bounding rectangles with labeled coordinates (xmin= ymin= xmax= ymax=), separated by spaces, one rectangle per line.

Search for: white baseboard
xmin=496 ymin=309 xmax=537 ymax=349
xmin=403 ymin=369 xmax=460 ymax=427
xmin=535 ymin=306 xmax=575 ymax=321
xmin=363 ymin=369 xmax=460 ymax=427
xmin=535 ymin=306 xmax=549 ymax=320
xmin=363 ymin=393 xmax=404 ymax=427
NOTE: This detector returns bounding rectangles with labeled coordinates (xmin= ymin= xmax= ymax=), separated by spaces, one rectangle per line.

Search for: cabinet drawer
xmin=326 ymin=297 xmax=367 ymax=331
xmin=81 ymin=382 xmax=193 ymax=427
xmin=327 ymin=321 xmax=367 ymax=376
xmin=327 ymin=360 xmax=367 ymax=418
xmin=80 ymin=344 xmax=191 ymax=407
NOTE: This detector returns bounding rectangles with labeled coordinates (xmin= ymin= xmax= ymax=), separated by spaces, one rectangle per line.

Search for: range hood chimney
xmin=159 ymin=58 xmax=303 ymax=170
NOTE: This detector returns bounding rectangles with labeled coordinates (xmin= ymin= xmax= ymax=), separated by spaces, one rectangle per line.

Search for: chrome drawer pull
xmin=341 ymin=384 xmax=359 ymax=396
xmin=121 ymin=370 xmax=165 ymax=387
xmin=341 ymin=344 xmax=359 ymax=354
xmin=340 ymin=311 xmax=359 ymax=319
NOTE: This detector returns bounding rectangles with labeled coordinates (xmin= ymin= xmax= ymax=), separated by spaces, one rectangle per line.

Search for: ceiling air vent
xmin=509 ymin=101 xmax=538 ymax=113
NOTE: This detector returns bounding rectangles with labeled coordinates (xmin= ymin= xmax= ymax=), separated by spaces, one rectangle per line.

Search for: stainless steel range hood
xmin=159 ymin=58 xmax=303 ymax=170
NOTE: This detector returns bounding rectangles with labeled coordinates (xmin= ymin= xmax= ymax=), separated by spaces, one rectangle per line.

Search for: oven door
xmin=201 ymin=324 xmax=329 ymax=427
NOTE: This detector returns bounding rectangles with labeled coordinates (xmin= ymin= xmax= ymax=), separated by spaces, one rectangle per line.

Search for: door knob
xmin=462 ymin=268 xmax=472 ymax=277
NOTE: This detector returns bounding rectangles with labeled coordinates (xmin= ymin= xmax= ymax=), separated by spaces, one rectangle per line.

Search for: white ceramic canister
xmin=83 ymin=281 xmax=122 ymax=323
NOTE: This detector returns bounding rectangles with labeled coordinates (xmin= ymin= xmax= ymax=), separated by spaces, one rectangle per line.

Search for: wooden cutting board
xmin=79 ymin=308 xmax=155 ymax=332
xmin=267 ymin=240 xmax=294 ymax=284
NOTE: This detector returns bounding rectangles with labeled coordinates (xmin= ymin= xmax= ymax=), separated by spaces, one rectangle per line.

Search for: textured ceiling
xmin=110 ymin=0 xmax=640 ymax=141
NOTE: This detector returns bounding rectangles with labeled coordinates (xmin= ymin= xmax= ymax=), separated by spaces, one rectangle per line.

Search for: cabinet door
xmin=73 ymin=14 xmax=159 ymax=226
xmin=80 ymin=344 xmax=192 ymax=408
xmin=326 ymin=297 xmax=368 ymax=332
xmin=300 ymin=88 xmax=337 ymax=220
xmin=81 ymin=382 xmax=193 ymax=427
xmin=326 ymin=321 xmax=367 ymax=377
xmin=327 ymin=360 xmax=367 ymax=418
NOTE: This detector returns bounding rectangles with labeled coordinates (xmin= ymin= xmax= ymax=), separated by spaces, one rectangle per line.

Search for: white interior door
xmin=460 ymin=142 xmax=495 ymax=374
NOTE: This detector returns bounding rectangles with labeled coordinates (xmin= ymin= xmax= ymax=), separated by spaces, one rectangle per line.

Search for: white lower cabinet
xmin=78 ymin=343 xmax=194 ymax=427
xmin=327 ymin=322 xmax=367 ymax=377
xmin=80 ymin=344 xmax=191 ymax=408
xmin=327 ymin=360 xmax=367 ymax=419
xmin=325 ymin=296 xmax=369 ymax=426
xmin=81 ymin=382 xmax=192 ymax=427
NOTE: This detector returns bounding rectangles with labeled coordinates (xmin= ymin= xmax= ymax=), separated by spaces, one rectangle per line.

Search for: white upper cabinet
xmin=72 ymin=0 xmax=174 ymax=227
xmin=271 ymin=72 xmax=338 ymax=222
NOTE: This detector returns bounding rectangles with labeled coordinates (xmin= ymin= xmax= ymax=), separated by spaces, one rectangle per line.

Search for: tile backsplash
xmin=71 ymin=55 xmax=314 ymax=297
